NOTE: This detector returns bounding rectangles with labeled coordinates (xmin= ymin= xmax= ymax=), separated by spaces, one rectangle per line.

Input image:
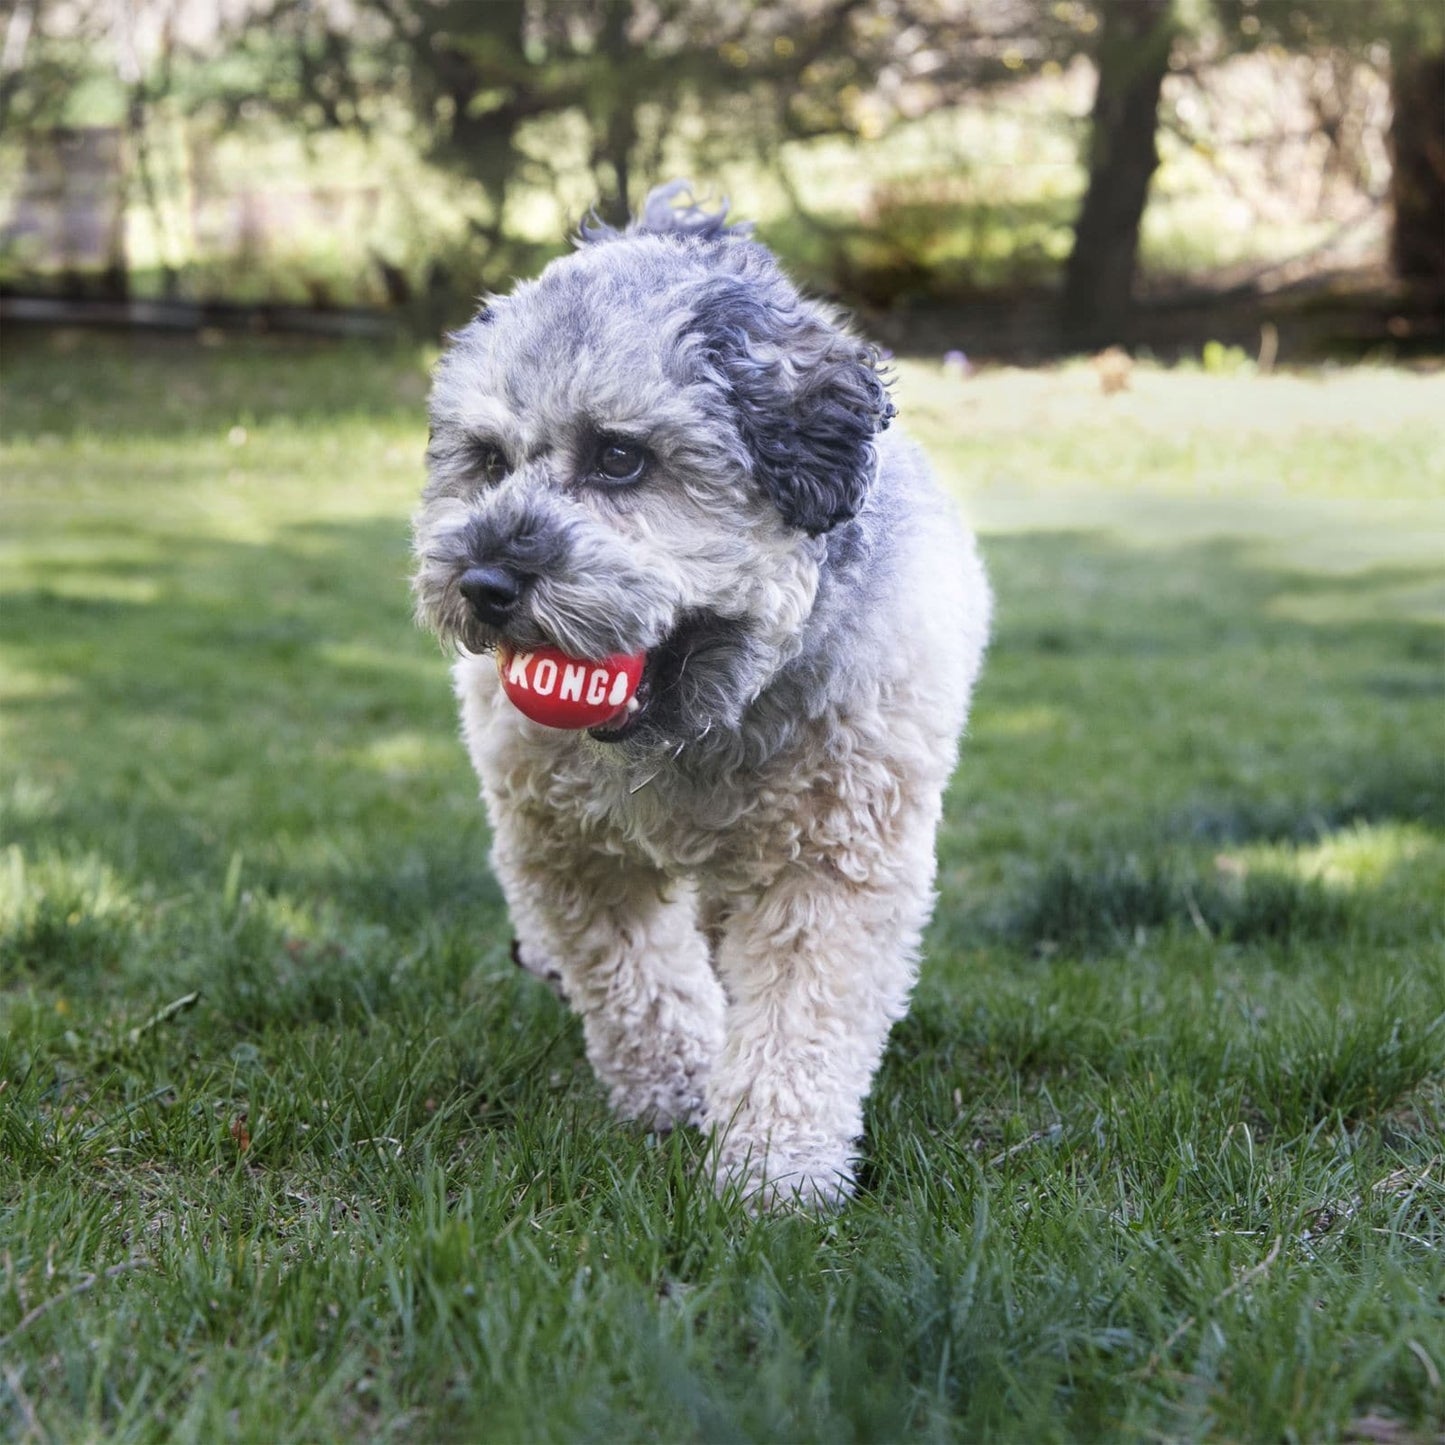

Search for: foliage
xmin=1209 ymin=0 xmax=1445 ymax=52
xmin=2 ymin=334 xmax=1444 ymax=1439
xmin=179 ymin=1 xmax=911 ymax=244
xmin=0 ymin=4 xmax=114 ymax=131
xmin=0 ymin=0 xmax=1100 ymax=293
xmin=1 ymin=0 xmax=1425 ymax=318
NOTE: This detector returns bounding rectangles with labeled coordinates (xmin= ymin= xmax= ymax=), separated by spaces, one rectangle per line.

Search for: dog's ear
xmin=690 ymin=279 xmax=895 ymax=536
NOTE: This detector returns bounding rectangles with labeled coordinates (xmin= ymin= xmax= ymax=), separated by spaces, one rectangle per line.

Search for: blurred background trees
xmin=1 ymin=0 xmax=1440 ymax=356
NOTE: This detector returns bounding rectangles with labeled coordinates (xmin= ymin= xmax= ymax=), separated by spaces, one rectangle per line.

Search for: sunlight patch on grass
xmin=900 ymin=362 xmax=1445 ymax=584
xmin=1233 ymin=821 xmax=1438 ymax=892
xmin=8 ymin=573 xmax=164 ymax=607
xmin=895 ymin=361 xmax=1445 ymax=452
xmin=316 ymin=641 xmax=442 ymax=682
xmin=353 ymin=730 xmax=464 ymax=781
xmin=992 ymin=843 xmax=1441 ymax=957
xmin=0 ymin=660 xmax=81 ymax=701
xmin=973 ymin=703 xmax=1069 ymax=739
xmin=0 ymin=846 xmax=139 ymax=980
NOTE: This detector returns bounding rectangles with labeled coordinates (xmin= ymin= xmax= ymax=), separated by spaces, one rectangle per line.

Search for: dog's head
xmin=413 ymin=182 xmax=894 ymax=750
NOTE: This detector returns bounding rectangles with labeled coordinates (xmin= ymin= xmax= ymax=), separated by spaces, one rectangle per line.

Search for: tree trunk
xmin=436 ymin=0 xmax=528 ymax=241
xmin=1061 ymin=0 xmax=1177 ymax=353
xmin=1389 ymin=50 xmax=1445 ymax=303
xmin=592 ymin=1 xmax=637 ymax=226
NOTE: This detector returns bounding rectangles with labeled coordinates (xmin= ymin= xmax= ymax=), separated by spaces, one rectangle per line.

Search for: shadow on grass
xmin=0 ymin=514 xmax=496 ymax=967
xmin=945 ymin=527 xmax=1443 ymax=928
xmin=2 ymin=514 xmax=1441 ymax=1020
xmin=2 ymin=504 xmax=1442 ymax=1268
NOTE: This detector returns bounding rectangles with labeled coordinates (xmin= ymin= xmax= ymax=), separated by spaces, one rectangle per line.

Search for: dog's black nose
xmin=459 ymin=564 xmax=526 ymax=625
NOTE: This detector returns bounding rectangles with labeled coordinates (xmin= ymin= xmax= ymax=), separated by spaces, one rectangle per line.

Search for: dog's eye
xmin=595 ymin=441 xmax=647 ymax=484
xmin=470 ymin=442 xmax=509 ymax=485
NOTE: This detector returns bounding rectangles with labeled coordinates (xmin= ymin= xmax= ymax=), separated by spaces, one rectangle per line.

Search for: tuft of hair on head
xmin=576 ymin=180 xmax=753 ymax=248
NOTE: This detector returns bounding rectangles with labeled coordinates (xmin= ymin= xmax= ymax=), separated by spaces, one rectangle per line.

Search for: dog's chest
xmin=556 ymin=728 xmax=908 ymax=894
xmin=553 ymin=763 xmax=773 ymax=879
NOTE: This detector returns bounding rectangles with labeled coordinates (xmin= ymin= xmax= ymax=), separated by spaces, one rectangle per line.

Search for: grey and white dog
xmin=413 ymin=184 xmax=990 ymax=1209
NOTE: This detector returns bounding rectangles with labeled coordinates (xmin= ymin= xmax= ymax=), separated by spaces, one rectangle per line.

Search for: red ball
xmin=495 ymin=644 xmax=645 ymax=730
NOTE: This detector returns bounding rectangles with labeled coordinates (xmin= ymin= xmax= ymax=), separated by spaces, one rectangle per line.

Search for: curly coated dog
xmin=412 ymin=183 xmax=991 ymax=1209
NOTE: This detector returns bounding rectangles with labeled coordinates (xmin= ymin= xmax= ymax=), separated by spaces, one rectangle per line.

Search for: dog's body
xmin=414 ymin=186 xmax=990 ymax=1207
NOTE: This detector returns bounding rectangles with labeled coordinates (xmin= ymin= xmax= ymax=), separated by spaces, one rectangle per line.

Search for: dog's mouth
xmin=584 ymin=623 xmax=699 ymax=745
xmin=587 ymin=610 xmax=753 ymax=746
xmin=587 ymin=665 xmax=655 ymax=742
xmin=488 ymin=609 xmax=755 ymax=749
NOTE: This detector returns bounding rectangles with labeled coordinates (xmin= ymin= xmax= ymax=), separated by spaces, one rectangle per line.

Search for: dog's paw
xmin=713 ymin=1141 xmax=856 ymax=1214
xmin=605 ymin=1044 xmax=712 ymax=1134
xmin=582 ymin=975 xmax=724 ymax=1135
xmin=608 ymin=1077 xmax=706 ymax=1134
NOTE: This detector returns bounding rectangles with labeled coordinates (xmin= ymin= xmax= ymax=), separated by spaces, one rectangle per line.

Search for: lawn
xmin=1 ymin=331 xmax=1442 ymax=1443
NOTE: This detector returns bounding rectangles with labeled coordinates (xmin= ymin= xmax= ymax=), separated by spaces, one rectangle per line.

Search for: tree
xmin=1060 ymin=0 xmax=1179 ymax=351
xmin=1211 ymin=0 xmax=1445 ymax=300
xmin=208 ymin=1 xmax=891 ymax=248
xmin=207 ymin=0 xmax=1105 ymax=293
xmin=1060 ymin=0 xmax=1445 ymax=351
xmin=3 ymin=0 xmax=1079 ymax=311
xmin=1389 ymin=50 xmax=1444 ymax=302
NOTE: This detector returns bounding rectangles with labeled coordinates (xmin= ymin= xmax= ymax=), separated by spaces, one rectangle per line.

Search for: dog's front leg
xmin=705 ymin=856 xmax=936 ymax=1210
xmin=490 ymin=813 xmax=725 ymax=1131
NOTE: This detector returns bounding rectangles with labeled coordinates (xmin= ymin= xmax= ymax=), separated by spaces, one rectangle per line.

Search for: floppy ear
xmin=690 ymin=279 xmax=895 ymax=536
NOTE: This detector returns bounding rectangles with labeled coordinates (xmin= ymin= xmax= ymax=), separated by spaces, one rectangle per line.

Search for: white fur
xmin=448 ymin=428 xmax=990 ymax=1208
xmin=414 ymin=190 xmax=990 ymax=1208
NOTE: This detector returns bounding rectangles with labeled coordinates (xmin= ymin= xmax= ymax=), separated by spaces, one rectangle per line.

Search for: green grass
xmin=2 ymin=331 xmax=1443 ymax=1442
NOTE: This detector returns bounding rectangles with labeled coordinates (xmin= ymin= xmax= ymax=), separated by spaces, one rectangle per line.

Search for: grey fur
xmin=412 ymin=184 xmax=991 ymax=1209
